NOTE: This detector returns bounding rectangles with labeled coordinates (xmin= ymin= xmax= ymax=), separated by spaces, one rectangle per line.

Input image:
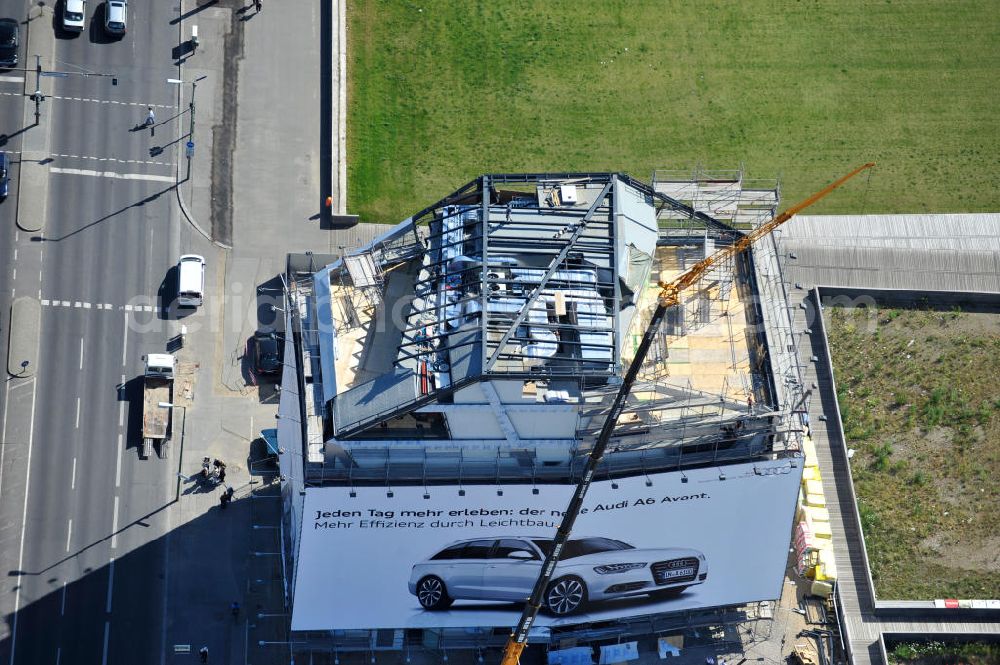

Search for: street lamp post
xmin=167 ymin=75 xmax=207 ymax=179
xmin=159 ymin=401 xmax=188 ymax=500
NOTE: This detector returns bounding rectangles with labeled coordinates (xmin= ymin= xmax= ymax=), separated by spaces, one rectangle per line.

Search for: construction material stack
xmin=794 ymin=432 xmax=838 ymax=596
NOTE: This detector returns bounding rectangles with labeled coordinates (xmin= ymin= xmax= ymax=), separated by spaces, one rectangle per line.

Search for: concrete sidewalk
xmin=160 ymin=0 xmax=417 ymax=658
xmin=159 ymin=0 xmax=361 ymax=662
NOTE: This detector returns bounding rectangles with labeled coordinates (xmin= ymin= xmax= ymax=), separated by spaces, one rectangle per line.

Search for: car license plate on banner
xmin=659 ymin=567 xmax=693 ymax=581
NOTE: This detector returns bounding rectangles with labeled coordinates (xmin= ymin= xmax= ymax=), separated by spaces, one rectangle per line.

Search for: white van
xmin=177 ymin=254 xmax=205 ymax=307
xmin=63 ymin=0 xmax=86 ymax=32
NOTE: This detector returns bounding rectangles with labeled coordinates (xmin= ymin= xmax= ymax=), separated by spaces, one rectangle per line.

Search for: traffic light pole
xmin=32 ymin=55 xmax=43 ymax=125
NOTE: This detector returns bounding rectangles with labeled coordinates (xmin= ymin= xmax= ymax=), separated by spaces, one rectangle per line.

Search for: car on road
xmin=0 ymin=152 xmax=8 ymax=199
xmin=176 ymin=254 xmax=205 ymax=307
xmin=253 ymin=331 xmax=283 ymax=376
xmin=0 ymin=18 xmax=18 ymax=68
xmin=408 ymin=536 xmax=708 ymax=616
xmin=63 ymin=0 xmax=87 ymax=32
xmin=104 ymin=0 xmax=127 ymax=36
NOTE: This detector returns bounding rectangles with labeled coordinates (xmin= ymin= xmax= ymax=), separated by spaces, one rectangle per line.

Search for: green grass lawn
xmin=826 ymin=305 xmax=1000 ymax=600
xmin=348 ymin=0 xmax=1000 ymax=223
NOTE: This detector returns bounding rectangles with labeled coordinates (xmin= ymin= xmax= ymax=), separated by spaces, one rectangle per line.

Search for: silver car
xmin=408 ymin=536 xmax=708 ymax=616
xmin=104 ymin=0 xmax=126 ymax=36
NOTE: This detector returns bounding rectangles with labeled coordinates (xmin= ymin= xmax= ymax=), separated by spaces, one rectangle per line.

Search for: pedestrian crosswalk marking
xmin=50 ymin=167 xmax=175 ymax=183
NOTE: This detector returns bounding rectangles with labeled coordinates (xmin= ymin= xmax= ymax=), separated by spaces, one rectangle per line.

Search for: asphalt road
xmin=0 ymin=4 xmax=190 ymax=664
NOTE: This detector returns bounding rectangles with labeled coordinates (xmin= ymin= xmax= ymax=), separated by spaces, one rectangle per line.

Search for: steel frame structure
xmin=396 ymin=173 xmax=625 ymax=382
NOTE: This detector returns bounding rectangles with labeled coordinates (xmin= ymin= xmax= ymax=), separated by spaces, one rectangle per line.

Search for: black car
xmin=0 ymin=19 xmax=18 ymax=68
xmin=0 ymin=152 xmax=8 ymax=199
xmin=253 ymin=331 xmax=283 ymax=375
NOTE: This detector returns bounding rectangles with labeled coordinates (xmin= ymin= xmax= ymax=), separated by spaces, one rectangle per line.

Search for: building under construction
xmin=274 ymin=171 xmax=808 ymax=663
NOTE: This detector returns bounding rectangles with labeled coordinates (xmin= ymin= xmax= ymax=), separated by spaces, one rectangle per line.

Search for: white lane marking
xmin=50 ymin=167 xmax=175 ymax=183
xmin=75 ymin=398 xmax=80 ymax=429
xmin=12 ymin=248 xmax=16 ymax=260
xmin=115 ymin=434 xmax=123 ymax=488
xmin=50 ymin=152 xmax=172 ymax=167
xmin=56 ymin=648 xmax=61 ymax=665
xmin=106 ymin=558 xmax=115 ymax=612
xmin=71 ymin=457 xmax=77 ymax=490
xmin=111 ymin=497 xmax=119 ymax=549
xmin=0 ymin=382 xmax=7 ymax=499
xmin=0 ymin=75 xmax=25 ymax=83
xmin=60 ymin=581 xmax=67 ymax=615
xmin=66 ymin=519 xmax=73 ymax=552
xmin=49 ymin=96 xmax=172 ymax=109
xmin=118 ymin=381 xmax=125 ymax=427
xmin=9 ymin=376 xmax=38 ymax=665
xmin=101 ymin=620 xmax=110 ymax=665
xmin=80 ymin=337 xmax=85 ymax=369
xmin=122 ymin=313 xmax=128 ymax=366
xmin=43 ymin=299 xmax=159 ymax=312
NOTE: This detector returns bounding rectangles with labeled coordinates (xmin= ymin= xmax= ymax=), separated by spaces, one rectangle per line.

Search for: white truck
xmin=141 ymin=354 xmax=175 ymax=459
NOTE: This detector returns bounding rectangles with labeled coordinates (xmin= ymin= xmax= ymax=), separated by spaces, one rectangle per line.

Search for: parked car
xmin=63 ymin=0 xmax=86 ymax=32
xmin=253 ymin=331 xmax=283 ymax=375
xmin=408 ymin=536 xmax=708 ymax=616
xmin=0 ymin=152 xmax=8 ymax=199
xmin=176 ymin=254 xmax=205 ymax=307
xmin=104 ymin=0 xmax=126 ymax=36
xmin=0 ymin=18 xmax=18 ymax=68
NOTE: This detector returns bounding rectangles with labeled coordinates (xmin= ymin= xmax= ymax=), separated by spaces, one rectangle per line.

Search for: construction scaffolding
xmin=652 ymin=164 xmax=779 ymax=231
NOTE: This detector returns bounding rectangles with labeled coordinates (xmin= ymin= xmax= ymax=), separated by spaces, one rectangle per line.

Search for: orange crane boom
xmin=499 ymin=162 xmax=875 ymax=665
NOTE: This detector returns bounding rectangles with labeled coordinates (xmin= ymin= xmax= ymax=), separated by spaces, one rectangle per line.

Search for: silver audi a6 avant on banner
xmin=408 ymin=536 xmax=708 ymax=616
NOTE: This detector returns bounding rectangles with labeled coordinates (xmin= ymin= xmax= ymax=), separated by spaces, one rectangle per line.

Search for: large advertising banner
xmin=291 ymin=459 xmax=801 ymax=631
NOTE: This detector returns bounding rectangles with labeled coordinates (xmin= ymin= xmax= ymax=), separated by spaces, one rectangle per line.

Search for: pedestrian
xmin=254 ymin=0 xmax=262 ymax=11
xmin=220 ymin=493 xmax=229 ymax=510
xmin=146 ymin=106 xmax=155 ymax=126
xmin=199 ymin=645 xmax=209 ymax=663
xmin=219 ymin=467 xmax=226 ymax=483
xmin=505 ymin=202 xmax=512 ymax=223
xmin=226 ymin=486 xmax=235 ymax=501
